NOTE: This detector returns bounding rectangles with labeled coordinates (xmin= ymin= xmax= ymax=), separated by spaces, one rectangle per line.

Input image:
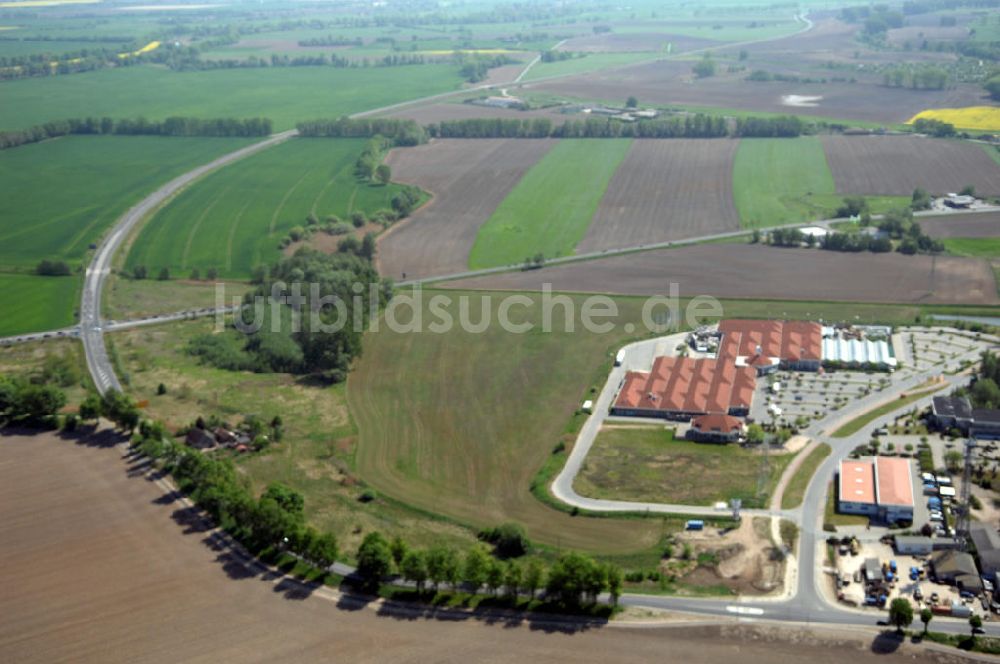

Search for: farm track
xmin=823 ymin=135 xmax=1000 ymax=196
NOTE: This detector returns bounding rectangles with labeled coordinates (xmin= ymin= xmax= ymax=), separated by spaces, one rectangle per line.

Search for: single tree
xmin=401 ymin=550 xmax=428 ymax=592
xmin=523 ymin=559 xmax=544 ymax=599
xmin=356 ymin=532 xmax=393 ymax=591
xmin=888 ymin=597 xmax=914 ymax=634
xmin=375 ymin=163 xmax=392 ymax=185
xmin=390 ymin=535 xmax=409 ymax=568
xmin=920 ymin=607 xmax=932 ymax=635
xmin=625 ymin=95 xmax=638 ymax=108
xmin=463 ymin=545 xmax=491 ymax=593
xmin=157 ymin=267 xmax=170 ymax=281
xmin=970 ymin=613 xmax=983 ymax=636
xmin=485 ymin=558 xmax=505 ymax=596
xmin=605 ymin=563 xmax=623 ymax=607
xmin=504 ymin=560 xmax=522 ymax=599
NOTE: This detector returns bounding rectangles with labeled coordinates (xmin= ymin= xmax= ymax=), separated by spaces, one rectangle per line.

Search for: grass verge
xmin=830 ymin=385 xmax=947 ymax=438
xmin=780 ymin=442 xmax=832 ymax=509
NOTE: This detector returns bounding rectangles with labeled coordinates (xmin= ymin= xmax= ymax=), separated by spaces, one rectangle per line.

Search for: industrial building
xmin=837 ymin=457 xmax=915 ymax=524
xmin=930 ymin=396 xmax=1000 ymax=439
xmin=612 ymin=319 xmax=821 ymax=422
xmin=821 ymin=326 xmax=897 ymax=369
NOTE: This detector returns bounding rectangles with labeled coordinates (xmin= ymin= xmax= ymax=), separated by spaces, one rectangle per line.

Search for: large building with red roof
xmin=611 ymin=320 xmax=822 ymax=422
xmin=837 ymin=457 xmax=915 ymax=524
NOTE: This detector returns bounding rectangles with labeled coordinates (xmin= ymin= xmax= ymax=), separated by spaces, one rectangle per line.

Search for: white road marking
xmin=726 ymin=606 xmax=764 ymax=616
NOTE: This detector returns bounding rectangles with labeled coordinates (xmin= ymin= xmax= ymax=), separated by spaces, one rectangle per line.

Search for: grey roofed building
xmin=930 ymin=549 xmax=983 ymax=591
xmin=971 ymin=522 xmax=1000 ymax=579
xmin=971 ymin=409 xmax=1000 ymax=440
xmin=895 ymin=535 xmax=934 ymax=555
xmin=863 ymin=558 xmax=883 ymax=583
xmin=931 ymin=396 xmax=973 ymax=433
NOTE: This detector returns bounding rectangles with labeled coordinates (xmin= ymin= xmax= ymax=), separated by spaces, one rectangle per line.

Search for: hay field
xmin=378 ymin=138 xmax=554 ymax=281
xmin=348 ymin=291 xmax=672 ymax=554
xmin=822 ymin=135 xmax=1000 ymax=196
xmin=127 ymin=138 xmax=406 ymax=279
xmin=578 ymin=139 xmax=740 ymax=253
xmin=468 ymin=139 xmax=632 ymax=268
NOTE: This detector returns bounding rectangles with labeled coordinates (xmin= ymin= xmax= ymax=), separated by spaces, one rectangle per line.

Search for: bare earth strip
xmin=920 ymin=211 xmax=1000 ymax=239
xmin=378 ymin=139 xmax=554 ymax=280
xmin=578 ymin=139 xmax=740 ymax=253
xmin=441 ymin=244 xmax=998 ymax=305
xmin=0 ymin=431 xmax=942 ymax=664
xmin=385 ymin=102 xmax=570 ymax=125
xmin=822 ymin=135 xmax=1000 ymax=196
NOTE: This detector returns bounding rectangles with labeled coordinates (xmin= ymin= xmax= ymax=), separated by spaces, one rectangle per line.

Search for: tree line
xmin=424 ymin=114 xmax=806 ymax=139
xmin=296 ymin=117 xmax=428 ymax=146
xmin=0 ymin=116 xmax=273 ymax=151
xmin=126 ymin=416 xmax=622 ymax=612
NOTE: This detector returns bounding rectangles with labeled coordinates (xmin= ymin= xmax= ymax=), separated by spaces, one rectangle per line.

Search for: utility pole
xmin=956 ymin=437 xmax=976 ymax=551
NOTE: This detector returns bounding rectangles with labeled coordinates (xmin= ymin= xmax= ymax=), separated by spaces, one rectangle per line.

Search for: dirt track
xmin=0 ymin=430 xmax=956 ymax=663
xmin=578 ymin=139 xmax=740 ymax=253
xmin=441 ymin=244 xmax=998 ymax=305
xmin=920 ymin=212 xmax=1000 ymax=239
xmin=378 ymin=139 xmax=554 ymax=280
xmin=823 ymin=136 xmax=1000 ymax=196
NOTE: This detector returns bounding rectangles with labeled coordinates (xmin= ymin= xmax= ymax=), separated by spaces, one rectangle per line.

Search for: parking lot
xmin=899 ymin=328 xmax=995 ymax=376
xmin=751 ymin=369 xmax=893 ymax=427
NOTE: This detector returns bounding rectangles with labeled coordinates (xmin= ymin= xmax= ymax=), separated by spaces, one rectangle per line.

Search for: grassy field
xmin=824 ymin=481 xmax=870 ymax=527
xmin=944 ymin=237 xmax=1000 ymax=259
xmin=523 ymin=53 xmax=660 ymax=81
xmin=780 ymin=442 xmax=831 ymax=509
xmin=104 ymin=277 xmax=243 ymax=320
xmin=0 ymin=64 xmax=464 ymax=132
xmin=574 ymin=426 xmax=793 ymax=508
xmin=732 ymin=137 xmax=836 ymax=228
xmin=0 ymin=336 xmax=91 ymax=404
xmin=468 ymin=139 xmax=632 ymax=269
xmin=0 ymin=272 xmax=79 ymax=334
xmin=111 ymin=318 xmax=478 ymax=556
xmin=0 ymin=135 xmax=254 ymax=271
xmin=127 ymin=138 xmax=407 ymax=279
xmin=985 ymin=145 xmax=1000 ymax=168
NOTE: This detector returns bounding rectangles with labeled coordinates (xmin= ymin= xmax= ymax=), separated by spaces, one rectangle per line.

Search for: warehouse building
xmin=821 ymin=326 xmax=897 ymax=370
xmin=612 ymin=320 xmax=822 ymax=421
xmin=836 ymin=457 xmax=915 ymax=524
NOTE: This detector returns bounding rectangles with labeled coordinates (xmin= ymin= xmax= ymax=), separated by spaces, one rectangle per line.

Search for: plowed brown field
xmin=920 ymin=211 xmax=1000 ymax=239
xmin=578 ymin=139 xmax=740 ymax=253
xmin=378 ymin=138 xmax=554 ymax=280
xmin=822 ymin=135 xmax=1000 ymax=196
xmin=442 ymin=244 xmax=998 ymax=305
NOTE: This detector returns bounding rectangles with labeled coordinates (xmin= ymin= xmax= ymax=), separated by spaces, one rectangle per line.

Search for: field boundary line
xmin=226 ymin=200 xmax=252 ymax=273
xmin=181 ymin=187 xmax=229 ymax=270
xmin=269 ymin=170 xmax=310 ymax=235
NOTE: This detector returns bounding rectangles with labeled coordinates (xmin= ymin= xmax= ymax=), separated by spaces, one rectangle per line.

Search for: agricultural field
xmin=0 ymin=64 xmax=465 ymax=132
xmin=579 ymin=139 xmax=739 ymax=253
xmin=822 ymin=136 xmax=1000 ymax=197
xmin=0 ymin=135 xmax=254 ymax=271
xmin=574 ymin=426 xmax=793 ymax=508
xmin=732 ymin=137 xmax=835 ymax=228
xmin=443 ymin=244 xmax=999 ymax=306
xmin=0 ymin=273 xmax=78 ymax=335
xmin=468 ymin=139 xmax=632 ymax=269
xmin=942 ymin=238 xmax=1000 ymax=260
xmin=378 ymin=138 xmax=553 ymax=281
xmin=920 ymin=212 xmax=1000 ymax=239
xmin=348 ymin=290 xmax=679 ymax=556
xmin=555 ymin=32 xmax=719 ymax=54
xmin=104 ymin=277 xmax=237 ymax=320
xmin=521 ymin=52 xmax=662 ymax=82
xmin=908 ymin=106 xmax=1000 ymax=132
xmin=127 ymin=138 xmax=407 ymax=280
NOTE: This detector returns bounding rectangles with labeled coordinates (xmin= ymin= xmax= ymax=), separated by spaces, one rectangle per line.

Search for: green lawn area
xmin=0 ymin=273 xmax=79 ymax=335
xmin=574 ymin=426 xmax=793 ymax=509
xmin=0 ymin=63 xmax=464 ymax=132
xmin=0 ymin=135 xmax=254 ymax=271
xmin=780 ymin=442 xmax=831 ymax=509
xmin=0 ymin=335 xmax=91 ymax=405
xmin=732 ymin=137 xmax=836 ymax=228
xmin=468 ymin=139 xmax=632 ymax=269
xmin=127 ymin=138 xmax=408 ymax=279
xmin=112 ymin=318 xmax=479 ymax=557
xmin=984 ymin=145 xmax=1000 ymax=168
xmin=830 ymin=384 xmax=947 ymax=438
xmin=522 ymin=52 xmax=661 ymax=81
xmin=943 ymin=237 xmax=1000 ymax=259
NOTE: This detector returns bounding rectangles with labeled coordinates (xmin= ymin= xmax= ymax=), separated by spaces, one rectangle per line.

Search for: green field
xmin=104 ymin=277 xmax=241 ymax=320
xmin=523 ymin=52 xmax=661 ymax=81
xmin=0 ymin=135 xmax=254 ymax=271
xmin=0 ymin=272 xmax=78 ymax=334
xmin=986 ymin=145 xmax=1000 ymax=168
xmin=943 ymin=237 xmax=1000 ymax=259
xmin=468 ymin=139 xmax=632 ymax=269
xmin=732 ymin=137 xmax=836 ymax=228
xmin=574 ymin=426 xmax=793 ymax=508
xmin=127 ymin=138 xmax=408 ymax=279
xmin=0 ymin=64 xmax=464 ymax=132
